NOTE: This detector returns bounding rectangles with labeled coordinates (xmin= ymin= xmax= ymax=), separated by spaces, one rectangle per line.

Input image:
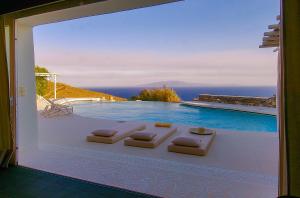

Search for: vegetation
xmin=35 ymin=66 xmax=49 ymax=96
xmin=44 ymin=81 xmax=127 ymax=101
xmin=35 ymin=66 xmax=126 ymax=101
xmin=131 ymin=86 xmax=181 ymax=102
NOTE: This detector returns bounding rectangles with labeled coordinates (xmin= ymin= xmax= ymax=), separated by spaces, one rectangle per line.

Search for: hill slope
xmin=44 ymin=82 xmax=127 ymax=101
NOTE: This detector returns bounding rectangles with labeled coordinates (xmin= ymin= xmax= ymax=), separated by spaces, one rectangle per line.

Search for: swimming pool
xmin=72 ymin=101 xmax=277 ymax=132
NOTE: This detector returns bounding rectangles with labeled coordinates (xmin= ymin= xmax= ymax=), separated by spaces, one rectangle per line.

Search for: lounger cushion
xmin=172 ymin=136 xmax=201 ymax=147
xmin=92 ymin=129 xmax=117 ymax=137
xmin=130 ymin=132 xmax=157 ymax=141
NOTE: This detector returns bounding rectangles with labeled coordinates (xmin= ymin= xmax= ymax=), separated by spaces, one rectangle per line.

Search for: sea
xmin=85 ymin=86 xmax=277 ymax=101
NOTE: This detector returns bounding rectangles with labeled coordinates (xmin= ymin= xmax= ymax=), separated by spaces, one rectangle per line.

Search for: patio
xmin=18 ymin=114 xmax=278 ymax=198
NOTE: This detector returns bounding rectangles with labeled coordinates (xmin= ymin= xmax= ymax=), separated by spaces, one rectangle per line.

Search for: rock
xmin=195 ymin=94 xmax=276 ymax=108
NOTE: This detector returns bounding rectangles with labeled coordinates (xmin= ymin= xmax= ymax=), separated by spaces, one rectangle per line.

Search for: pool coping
xmin=181 ymin=101 xmax=277 ymax=116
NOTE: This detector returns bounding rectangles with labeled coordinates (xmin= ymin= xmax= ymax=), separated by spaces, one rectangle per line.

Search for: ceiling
xmin=16 ymin=0 xmax=179 ymax=27
xmin=0 ymin=0 xmax=61 ymax=15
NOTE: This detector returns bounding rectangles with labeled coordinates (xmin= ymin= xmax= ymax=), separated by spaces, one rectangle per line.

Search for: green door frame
xmin=280 ymin=0 xmax=300 ymax=197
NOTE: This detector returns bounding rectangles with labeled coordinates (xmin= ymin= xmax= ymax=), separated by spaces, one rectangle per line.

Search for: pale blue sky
xmin=34 ymin=0 xmax=280 ymax=87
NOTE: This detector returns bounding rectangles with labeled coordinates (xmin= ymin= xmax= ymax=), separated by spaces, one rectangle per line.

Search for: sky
xmin=33 ymin=0 xmax=280 ymax=87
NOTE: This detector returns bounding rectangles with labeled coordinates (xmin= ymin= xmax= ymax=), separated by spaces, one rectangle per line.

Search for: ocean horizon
xmin=85 ymin=86 xmax=277 ymax=101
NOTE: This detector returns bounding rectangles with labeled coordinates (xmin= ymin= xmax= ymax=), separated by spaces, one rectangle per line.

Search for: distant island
xmin=131 ymin=86 xmax=181 ymax=102
xmin=137 ymin=81 xmax=202 ymax=88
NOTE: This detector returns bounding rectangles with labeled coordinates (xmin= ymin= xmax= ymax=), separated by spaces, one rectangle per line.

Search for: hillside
xmin=44 ymin=82 xmax=127 ymax=101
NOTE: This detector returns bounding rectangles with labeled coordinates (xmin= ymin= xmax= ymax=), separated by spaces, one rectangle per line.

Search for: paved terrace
xmin=19 ymin=114 xmax=278 ymax=198
xmin=182 ymin=101 xmax=277 ymax=116
xmin=53 ymin=97 xmax=114 ymax=105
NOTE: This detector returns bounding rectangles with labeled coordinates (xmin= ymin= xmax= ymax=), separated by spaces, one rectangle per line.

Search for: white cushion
xmin=130 ymin=132 xmax=157 ymax=141
xmin=92 ymin=129 xmax=117 ymax=137
xmin=172 ymin=136 xmax=201 ymax=147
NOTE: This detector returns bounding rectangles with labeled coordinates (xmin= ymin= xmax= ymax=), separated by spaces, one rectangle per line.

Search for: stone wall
xmin=194 ymin=94 xmax=276 ymax=108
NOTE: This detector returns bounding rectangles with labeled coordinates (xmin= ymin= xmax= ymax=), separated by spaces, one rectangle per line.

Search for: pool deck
xmin=19 ymin=114 xmax=278 ymax=198
xmin=181 ymin=101 xmax=277 ymax=115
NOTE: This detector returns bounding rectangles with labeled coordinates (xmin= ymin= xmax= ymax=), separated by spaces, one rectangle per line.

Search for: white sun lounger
xmin=124 ymin=126 xmax=177 ymax=148
xmin=40 ymin=99 xmax=73 ymax=118
xmin=168 ymin=130 xmax=216 ymax=156
xmin=86 ymin=123 xmax=146 ymax=144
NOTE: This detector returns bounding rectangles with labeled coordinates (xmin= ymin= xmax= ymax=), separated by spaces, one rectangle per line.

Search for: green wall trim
xmin=0 ymin=16 xmax=11 ymax=152
xmin=282 ymin=0 xmax=300 ymax=196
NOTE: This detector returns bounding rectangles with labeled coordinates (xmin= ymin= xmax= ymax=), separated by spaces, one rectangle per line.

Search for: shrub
xmin=35 ymin=66 xmax=49 ymax=96
xmin=133 ymin=87 xmax=181 ymax=102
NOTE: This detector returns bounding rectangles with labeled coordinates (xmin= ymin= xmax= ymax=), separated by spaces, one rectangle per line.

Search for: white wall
xmin=15 ymin=23 xmax=38 ymax=151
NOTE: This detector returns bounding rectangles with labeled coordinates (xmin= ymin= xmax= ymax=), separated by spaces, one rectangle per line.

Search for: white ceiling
xmin=17 ymin=0 xmax=180 ymax=27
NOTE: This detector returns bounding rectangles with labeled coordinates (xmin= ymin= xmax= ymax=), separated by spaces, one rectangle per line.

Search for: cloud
xmin=35 ymin=48 xmax=278 ymax=87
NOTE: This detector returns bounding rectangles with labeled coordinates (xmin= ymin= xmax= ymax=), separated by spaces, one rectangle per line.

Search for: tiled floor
xmin=181 ymin=101 xmax=277 ymax=115
xmin=18 ymin=114 xmax=279 ymax=198
xmin=0 ymin=166 xmax=156 ymax=198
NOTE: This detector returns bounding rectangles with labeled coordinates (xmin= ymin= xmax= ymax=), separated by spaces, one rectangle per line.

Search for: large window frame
xmin=3 ymin=0 xmax=299 ymax=196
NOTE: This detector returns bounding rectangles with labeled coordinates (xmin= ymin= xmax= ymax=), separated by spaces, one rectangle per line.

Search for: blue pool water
xmin=73 ymin=101 xmax=277 ymax=133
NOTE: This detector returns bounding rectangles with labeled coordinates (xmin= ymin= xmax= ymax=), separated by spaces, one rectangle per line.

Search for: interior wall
xmin=281 ymin=0 xmax=300 ymax=196
xmin=15 ymin=23 xmax=38 ymax=152
xmin=5 ymin=26 xmax=10 ymax=76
